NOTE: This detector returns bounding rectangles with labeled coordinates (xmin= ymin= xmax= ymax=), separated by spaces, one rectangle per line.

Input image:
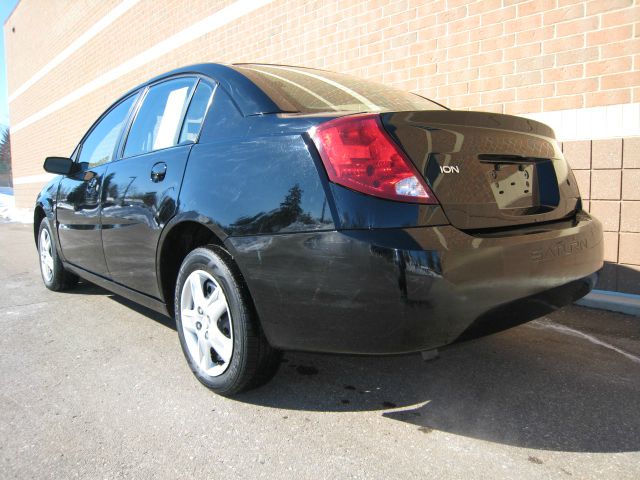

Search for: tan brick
xmin=601 ymin=5 xmax=640 ymax=28
xmin=542 ymin=64 xmax=583 ymax=83
xmin=543 ymin=34 xmax=584 ymax=54
xmin=448 ymin=42 xmax=479 ymax=59
xmin=516 ymin=26 xmax=554 ymax=44
xmin=481 ymin=88 xmax=515 ymax=105
xmin=591 ymin=170 xmax=622 ymax=200
xmin=468 ymin=0 xmax=501 ymax=16
xmin=448 ymin=13 xmax=481 ymax=33
xmin=481 ymin=33 xmax=515 ymax=52
xmin=543 ymin=95 xmax=584 ymax=111
xmin=504 ymin=14 xmax=543 ymax=34
xmin=556 ymin=78 xmax=598 ymax=96
xmin=517 ymin=54 xmax=554 ymax=73
xmin=469 ymin=77 xmax=503 ymax=93
xmin=517 ymin=0 xmax=556 ymax=17
xmin=587 ymin=25 xmax=633 ymax=46
xmin=438 ymin=57 xmax=469 ymax=74
xmin=516 ymin=83 xmax=554 ymax=100
xmin=622 ymin=169 xmax=640 ymax=200
xmin=589 ymin=200 xmax=620 ymax=231
xmin=475 ymin=103 xmax=504 ymax=113
xmin=447 ymin=93 xmax=481 ymax=110
xmin=556 ymin=16 xmax=599 ymax=38
xmin=586 ymin=89 xmax=632 ymax=107
xmin=556 ymin=47 xmax=599 ymax=66
xmin=621 ymin=201 xmax=640 ymax=232
xmin=602 ymin=232 xmax=620 ymax=263
xmin=563 ymin=140 xmax=591 ymax=170
xmin=601 ymin=38 xmax=640 ymax=58
xmin=504 ymin=43 xmax=541 ymax=61
xmin=619 ymin=233 xmax=640 ymax=265
xmin=469 ymin=23 xmax=504 ymax=42
xmin=431 ymin=29 xmax=466 ymax=49
xmin=586 ymin=57 xmax=632 ymax=77
xmin=572 ymin=169 xmax=591 ymax=199
xmin=601 ymin=71 xmax=640 ymax=90
xmin=436 ymin=5 xmax=467 ymax=23
xmin=587 ymin=0 xmax=634 ymax=16
xmin=470 ymin=50 xmax=503 ymax=68
xmin=481 ymin=6 xmax=517 ymax=26
xmin=558 ymin=0 xmax=588 ymax=6
xmin=505 ymin=70 xmax=541 ymax=88
xmin=438 ymin=82 xmax=468 ymax=98
xmin=479 ymin=61 xmax=514 ymax=78
xmin=623 ymin=137 xmax=640 ymax=169
xmin=503 ymin=99 xmax=542 ymax=115
xmin=592 ymin=138 xmax=623 ymax=169
xmin=543 ymin=4 xmax=585 ymax=25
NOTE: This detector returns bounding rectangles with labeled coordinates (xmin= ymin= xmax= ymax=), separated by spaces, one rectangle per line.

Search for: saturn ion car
xmin=35 ymin=63 xmax=603 ymax=395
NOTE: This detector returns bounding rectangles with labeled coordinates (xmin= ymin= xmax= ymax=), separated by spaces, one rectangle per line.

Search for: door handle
xmin=151 ymin=162 xmax=167 ymax=183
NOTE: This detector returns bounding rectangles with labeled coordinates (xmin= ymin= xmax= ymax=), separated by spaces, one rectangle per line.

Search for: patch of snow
xmin=0 ymin=193 xmax=33 ymax=224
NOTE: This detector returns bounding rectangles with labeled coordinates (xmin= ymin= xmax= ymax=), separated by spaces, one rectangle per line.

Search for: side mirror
xmin=43 ymin=156 xmax=75 ymax=176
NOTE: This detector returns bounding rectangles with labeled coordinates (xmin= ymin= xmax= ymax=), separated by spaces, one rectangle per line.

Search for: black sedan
xmin=35 ymin=63 xmax=603 ymax=395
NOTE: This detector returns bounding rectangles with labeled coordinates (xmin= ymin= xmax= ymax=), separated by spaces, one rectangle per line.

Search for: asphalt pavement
xmin=1 ymin=222 xmax=639 ymax=479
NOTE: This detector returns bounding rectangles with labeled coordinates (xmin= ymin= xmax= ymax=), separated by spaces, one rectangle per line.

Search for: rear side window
xmin=233 ymin=64 xmax=446 ymax=113
xmin=78 ymin=94 xmax=136 ymax=168
xmin=124 ymin=78 xmax=196 ymax=158
xmin=179 ymin=81 xmax=215 ymax=144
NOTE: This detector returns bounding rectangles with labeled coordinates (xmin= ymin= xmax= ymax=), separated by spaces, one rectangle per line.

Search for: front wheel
xmin=38 ymin=220 xmax=78 ymax=291
xmin=174 ymin=246 xmax=281 ymax=395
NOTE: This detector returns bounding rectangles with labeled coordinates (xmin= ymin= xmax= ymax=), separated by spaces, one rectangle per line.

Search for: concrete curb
xmin=576 ymin=289 xmax=640 ymax=317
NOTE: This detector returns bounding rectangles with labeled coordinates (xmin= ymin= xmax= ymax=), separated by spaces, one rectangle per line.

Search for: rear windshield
xmin=233 ymin=64 xmax=446 ymax=113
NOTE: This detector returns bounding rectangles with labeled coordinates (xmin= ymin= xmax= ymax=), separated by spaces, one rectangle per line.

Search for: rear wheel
xmin=38 ymin=220 xmax=78 ymax=291
xmin=174 ymin=246 xmax=280 ymax=395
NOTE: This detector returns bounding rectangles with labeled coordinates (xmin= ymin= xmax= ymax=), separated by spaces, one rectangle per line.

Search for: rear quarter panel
xmin=177 ymin=86 xmax=334 ymax=237
xmin=178 ymin=134 xmax=334 ymax=237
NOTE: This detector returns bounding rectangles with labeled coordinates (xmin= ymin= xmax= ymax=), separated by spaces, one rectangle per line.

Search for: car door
xmin=101 ymin=77 xmax=215 ymax=297
xmin=57 ymin=93 xmax=138 ymax=276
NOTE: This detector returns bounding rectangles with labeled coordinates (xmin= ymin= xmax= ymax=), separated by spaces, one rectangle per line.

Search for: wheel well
xmin=158 ymin=222 xmax=225 ymax=315
xmin=33 ymin=206 xmax=46 ymax=245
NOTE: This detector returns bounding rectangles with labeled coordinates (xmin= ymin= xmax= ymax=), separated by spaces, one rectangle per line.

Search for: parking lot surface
xmin=1 ymin=222 xmax=639 ymax=479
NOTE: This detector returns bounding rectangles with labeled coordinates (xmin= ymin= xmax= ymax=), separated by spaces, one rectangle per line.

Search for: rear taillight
xmin=311 ymin=114 xmax=438 ymax=204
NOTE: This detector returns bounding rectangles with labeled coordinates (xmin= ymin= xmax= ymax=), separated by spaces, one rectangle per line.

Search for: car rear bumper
xmin=227 ymin=212 xmax=604 ymax=354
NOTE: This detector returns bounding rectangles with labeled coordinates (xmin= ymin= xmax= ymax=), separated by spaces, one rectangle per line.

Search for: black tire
xmin=174 ymin=245 xmax=281 ymax=395
xmin=37 ymin=219 xmax=78 ymax=291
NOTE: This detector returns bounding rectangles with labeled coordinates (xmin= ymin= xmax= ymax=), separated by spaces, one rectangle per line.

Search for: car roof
xmin=117 ymin=63 xmax=285 ymax=116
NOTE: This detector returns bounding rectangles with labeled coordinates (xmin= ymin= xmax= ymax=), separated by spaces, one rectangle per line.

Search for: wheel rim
xmin=180 ymin=270 xmax=233 ymax=377
xmin=39 ymin=229 xmax=54 ymax=283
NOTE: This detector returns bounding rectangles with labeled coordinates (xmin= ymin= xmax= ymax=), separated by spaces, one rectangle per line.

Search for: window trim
xmin=178 ymin=79 xmax=217 ymax=146
xmin=116 ymin=74 xmax=215 ymax=162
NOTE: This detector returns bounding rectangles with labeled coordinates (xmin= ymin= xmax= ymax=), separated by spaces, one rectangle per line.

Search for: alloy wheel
xmin=180 ymin=270 xmax=233 ymax=377
xmin=39 ymin=228 xmax=54 ymax=283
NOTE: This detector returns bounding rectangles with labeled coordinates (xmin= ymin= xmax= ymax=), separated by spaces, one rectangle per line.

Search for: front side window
xmin=124 ymin=78 xmax=196 ymax=158
xmin=78 ymin=94 xmax=136 ymax=168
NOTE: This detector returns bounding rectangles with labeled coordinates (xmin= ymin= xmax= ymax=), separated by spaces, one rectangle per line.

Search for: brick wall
xmin=563 ymin=137 xmax=639 ymax=293
xmin=4 ymin=0 xmax=640 ymax=293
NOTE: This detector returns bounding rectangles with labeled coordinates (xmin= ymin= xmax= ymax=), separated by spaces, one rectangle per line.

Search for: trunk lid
xmin=381 ymin=111 xmax=581 ymax=230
